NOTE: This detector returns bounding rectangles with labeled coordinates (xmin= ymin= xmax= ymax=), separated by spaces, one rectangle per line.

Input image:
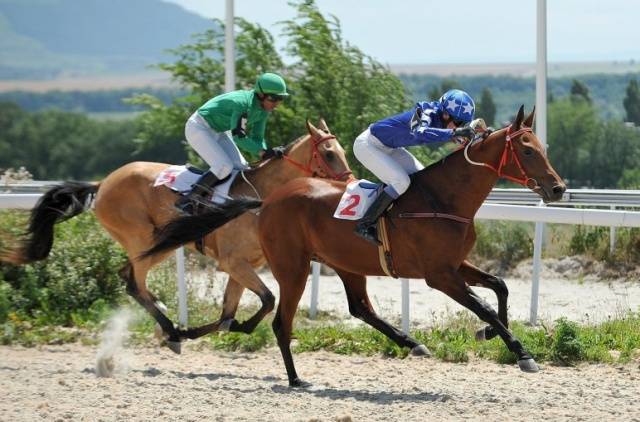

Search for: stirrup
xmin=354 ymin=223 xmax=381 ymax=245
xmin=175 ymin=195 xmax=196 ymax=215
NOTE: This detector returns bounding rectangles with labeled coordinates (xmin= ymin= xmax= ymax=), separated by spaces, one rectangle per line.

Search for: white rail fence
xmin=2 ymin=183 xmax=640 ymax=329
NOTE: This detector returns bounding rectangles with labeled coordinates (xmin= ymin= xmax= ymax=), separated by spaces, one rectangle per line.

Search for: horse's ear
xmin=512 ymin=105 xmax=525 ymax=129
xmin=318 ymin=118 xmax=331 ymax=134
xmin=306 ymin=120 xmax=320 ymax=137
xmin=523 ymin=106 xmax=536 ymax=128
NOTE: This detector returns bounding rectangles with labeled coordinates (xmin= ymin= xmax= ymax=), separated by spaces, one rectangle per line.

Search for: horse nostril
xmin=552 ymin=185 xmax=566 ymax=195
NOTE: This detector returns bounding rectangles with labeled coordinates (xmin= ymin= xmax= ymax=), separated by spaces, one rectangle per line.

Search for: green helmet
xmin=255 ymin=73 xmax=289 ymax=97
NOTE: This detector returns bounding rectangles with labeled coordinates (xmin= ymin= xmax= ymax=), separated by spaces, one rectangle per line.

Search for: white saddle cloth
xmin=154 ymin=165 xmax=240 ymax=205
xmin=333 ymin=179 xmax=382 ymax=220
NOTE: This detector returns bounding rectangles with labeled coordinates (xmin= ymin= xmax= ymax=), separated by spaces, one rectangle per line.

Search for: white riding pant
xmin=353 ymin=127 xmax=424 ymax=197
xmin=185 ymin=112 xmax=249 ymax=179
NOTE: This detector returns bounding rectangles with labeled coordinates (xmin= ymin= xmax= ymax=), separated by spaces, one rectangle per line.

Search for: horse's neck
xmin=407 ymin=135 xmax=504 ymax=218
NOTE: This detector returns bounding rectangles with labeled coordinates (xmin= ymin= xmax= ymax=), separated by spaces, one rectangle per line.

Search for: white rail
xmin=3 ymin=187 xmax=640 ymax=330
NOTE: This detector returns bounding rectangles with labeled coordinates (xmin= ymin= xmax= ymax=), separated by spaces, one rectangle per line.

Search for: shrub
xmin=0 ymin=211 xmax=127 ymax=325
xmin=551 ymin=318 xmax=585 ymax=364
xmin=472 ymin=221 xmax=533 ymax=269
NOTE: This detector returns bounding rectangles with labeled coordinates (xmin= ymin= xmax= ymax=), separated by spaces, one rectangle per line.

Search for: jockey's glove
xmin=452 ymin=126 xmax=475 ymax=143
xmin=262 ymin=146 xmax=286 ymax=159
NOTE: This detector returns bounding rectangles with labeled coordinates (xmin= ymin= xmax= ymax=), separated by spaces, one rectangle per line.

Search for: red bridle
xmin=282 ymin=134 xmax=353 ymax=181
xmin=466 ymin=126 xmax=538 ymax=189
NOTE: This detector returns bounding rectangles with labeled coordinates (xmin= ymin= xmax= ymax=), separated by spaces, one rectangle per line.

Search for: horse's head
xmin=473 ymin=105 xmax=565 ymax=203
xmin=284 ymin=119 xmax=352 ymax=181
xmin=504 ymin=106 xmax=566 ymax=202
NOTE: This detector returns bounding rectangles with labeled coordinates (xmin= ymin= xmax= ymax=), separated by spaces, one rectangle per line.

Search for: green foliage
xmin=472 ymin=221 xmax=533 ymax=268
xmin=0 ymin=211 xmax=127 ymax=326
xmin=623 ymin=79 xmax=640 ymax=124
xmin=0 ymin=101 xmax=185 ymax=180
xmin=205 ymin=322 xmax=274 ymax=352
xmin=477 ymin=87 xmax=497 ymax=126
xmin=570 ymin=79 xmax=592 ymax=104
xmin=132 ymin=0 xmax=410 ymax=177
xmin=569 ymin=225 xmax=609 ymax=257
xmin=551 ymin=318 xmax=585 ymax=364
xmin=568 ymin=225 xmax=640 ymax=265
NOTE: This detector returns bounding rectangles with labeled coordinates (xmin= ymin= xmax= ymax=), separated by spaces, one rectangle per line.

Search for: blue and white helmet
xmin=439 ymin=89 xmax=475 ymax=124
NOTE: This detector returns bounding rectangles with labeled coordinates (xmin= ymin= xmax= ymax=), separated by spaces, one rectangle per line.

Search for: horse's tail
xmin=0 ymin=181 xmax=99 ymax=265
xmin=140 ymin=197 xmax=263 ymax=260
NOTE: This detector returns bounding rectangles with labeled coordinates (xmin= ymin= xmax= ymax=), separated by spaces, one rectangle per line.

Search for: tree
xmin=476 ymin=88 xmax=497 ymax=126
xmin=623 ymin=79 xmax=640 ymax=124
xmin=570 ymin=79 xmax=592 ymax=104
xmin=428 ymin=79 xmax=461 ymax=101
xmin=132 ymin=0 xmax=410 ymax=177
xmin=547 ymin=99 xmax=600 ymax=187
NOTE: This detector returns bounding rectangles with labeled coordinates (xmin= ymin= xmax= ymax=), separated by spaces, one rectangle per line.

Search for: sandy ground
xmin=1 ymin=343 xmax=639 ymax=422
xmin=1 ymin=260 xmax=639 ymax=422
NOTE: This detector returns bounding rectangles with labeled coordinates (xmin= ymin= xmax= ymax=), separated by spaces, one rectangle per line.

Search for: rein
xmin=464 ymin=126 xmax=538 ymax=189
xmin=282 ymin=134 xmax=352 ymax=181
xmin=397 ymin=127 xmax=536 ymax=225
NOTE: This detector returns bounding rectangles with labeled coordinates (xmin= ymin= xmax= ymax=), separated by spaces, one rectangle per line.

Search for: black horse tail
xmin=140 ymin=197 xmax=263 ymax=260
xmin=1 ymin=181 xmax=99 ymax=265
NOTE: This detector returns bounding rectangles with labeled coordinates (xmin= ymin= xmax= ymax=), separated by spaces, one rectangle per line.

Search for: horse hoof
xmin=475 ymin=327 xmax=487 ymax=341
xmin=219 ymin=318 xmax=235 ymax=332
xmin=517 ymin=358 xmax=539 ymax=373
xmin=167 ymin=340 xmax=182 ymax=355
xmin=289 ymin=378 xmax=312 ymax=388
xmin=410 ymin=344 xmax=432 ymax=357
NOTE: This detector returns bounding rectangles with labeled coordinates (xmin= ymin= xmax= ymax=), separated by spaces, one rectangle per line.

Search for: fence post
xmin=610 ymin=205 xmax=617 ymax=254
xmin=176 ymin=247 xmax=188 ymax=328
xmin=309 ymin=261 xmax=321 ymax=319
xmin=401 ymin=278 xmax=410 ymax=333
xmin=529 ymin=201 xmax=546 ymax=325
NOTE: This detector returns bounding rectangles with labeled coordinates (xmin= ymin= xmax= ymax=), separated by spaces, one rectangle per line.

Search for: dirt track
xmin=1 ymin=344 xmax=639 ymax=422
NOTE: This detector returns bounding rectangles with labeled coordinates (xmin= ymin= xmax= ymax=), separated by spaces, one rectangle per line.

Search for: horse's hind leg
xmin=458 ymin=260 xmax=509 ymax=341
xmin=119 ymin=260 xmax=183 ymax=354
xmin=427 ymin=268 xmax=538 ymax=372
xmin=335 ymin=269 xmax=430 ymax=356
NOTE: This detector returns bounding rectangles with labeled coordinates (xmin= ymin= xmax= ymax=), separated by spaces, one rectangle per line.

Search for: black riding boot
xmin=354 ymin=191 xmax=395 ymax=245
xmin=175 ymin=171 xmax=220 ymax=214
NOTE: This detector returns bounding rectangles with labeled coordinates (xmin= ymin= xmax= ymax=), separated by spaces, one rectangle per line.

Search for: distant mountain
xmin=0 ymin=0 xmax=217 ymax=79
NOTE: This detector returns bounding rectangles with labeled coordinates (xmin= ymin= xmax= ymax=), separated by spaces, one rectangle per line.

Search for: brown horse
xmin=1 ymin=120 xmax=351 ymax=353
xmin=143 ymin=106 xmax=566 ymax=386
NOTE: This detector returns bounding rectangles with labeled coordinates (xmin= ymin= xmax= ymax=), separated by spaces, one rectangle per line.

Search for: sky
xmin=165 ymin=0 xmax=640 ymax=65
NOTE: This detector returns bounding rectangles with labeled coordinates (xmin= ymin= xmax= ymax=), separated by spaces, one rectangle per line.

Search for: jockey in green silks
xmin=175 ymin=72 xmax=289 ymax=214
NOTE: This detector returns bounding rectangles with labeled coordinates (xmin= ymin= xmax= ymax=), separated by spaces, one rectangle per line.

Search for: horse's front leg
xmin=427 ymin=267 xmax=538 ymax=372
xmin=336 ymin=269 xmax=431 ymax=356
xmin=458 ymin=260 xmax=509 ymax=341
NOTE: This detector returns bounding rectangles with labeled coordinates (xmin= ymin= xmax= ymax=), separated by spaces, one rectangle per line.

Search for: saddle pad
xmin=333 ymin=179 xmax=381 ymax=220
xmin=154 ymin=165 xmax=239 ymax=204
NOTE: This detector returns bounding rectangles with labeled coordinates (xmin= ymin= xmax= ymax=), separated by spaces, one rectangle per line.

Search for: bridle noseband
xmin=282 ymin=134 xmax=353 ymax=181
xmin=463 ymin=126 xmax=539 ymax=189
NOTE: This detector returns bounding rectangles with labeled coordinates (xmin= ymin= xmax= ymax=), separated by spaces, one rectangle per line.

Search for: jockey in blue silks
xmin=353 ymin=89 xmax=476 ymax=245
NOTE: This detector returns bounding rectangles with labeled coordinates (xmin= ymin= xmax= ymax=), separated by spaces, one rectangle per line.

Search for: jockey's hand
xmin=452 ymin=126 xmax=475 ymax=143
xmin=262 ymin=146 xmax=286 ymax=159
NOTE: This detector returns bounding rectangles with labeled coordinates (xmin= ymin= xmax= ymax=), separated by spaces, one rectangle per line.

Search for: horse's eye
xmin=325 ymin=151 xmax=335 ymax=162
xmin=523 ymin=147 xmax=534 ymax=156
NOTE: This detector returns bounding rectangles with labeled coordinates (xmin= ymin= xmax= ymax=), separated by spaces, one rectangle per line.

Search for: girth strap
xmin=398 ymin=212 xmax=471 ymax=224
xmin=377 ymin=216 xmax=398 ymax=278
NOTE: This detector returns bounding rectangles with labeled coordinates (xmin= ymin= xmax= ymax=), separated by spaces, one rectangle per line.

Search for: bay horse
xmin=143 ymin=106 xmax=566 ymax=386
xmin=1 ymin=120 xmax=351 ymax=353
